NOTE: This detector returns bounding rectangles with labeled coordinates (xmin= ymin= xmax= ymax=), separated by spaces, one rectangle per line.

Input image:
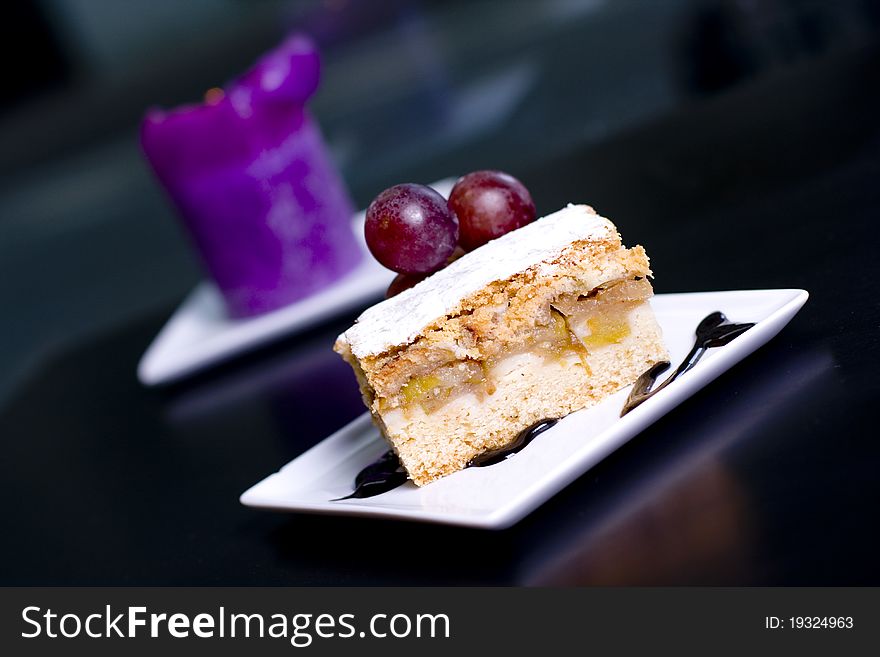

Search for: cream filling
xmin=378 ymin=278 xmax=654 ymax=417
xmin=380 ymin=351 xmax=570 ymax=437
xmin=381 ymin=302 xmax=669 ymax=485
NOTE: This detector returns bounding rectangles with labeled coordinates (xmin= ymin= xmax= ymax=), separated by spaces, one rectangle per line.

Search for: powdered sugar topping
xmin=341 ymin=204 xmax=617 ymax=358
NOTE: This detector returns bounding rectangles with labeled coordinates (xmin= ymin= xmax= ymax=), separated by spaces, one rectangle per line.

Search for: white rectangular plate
xmin=241 ymin=288 xmax=808 ymax=529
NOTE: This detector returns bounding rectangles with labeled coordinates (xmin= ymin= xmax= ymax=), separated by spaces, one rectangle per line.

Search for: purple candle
xmin=141 ymin=35 xmax=360 ymax=318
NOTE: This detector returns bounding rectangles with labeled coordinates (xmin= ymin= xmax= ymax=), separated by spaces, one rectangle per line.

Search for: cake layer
xmin=381 ymin=303 xmax=667 ymax=485
xmin=373 ymin=276 xmax=655 ymax=411
xmin=338 ymin=204 xmax=616 ymax=360
xmin=336 ymin=225 xmax=651 ymax=403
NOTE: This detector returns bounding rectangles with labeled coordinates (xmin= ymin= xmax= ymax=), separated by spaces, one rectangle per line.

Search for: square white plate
xmin=137 ymin=179 xmax=456 ymax=386
xmin=240 ymin=288 xmax=808 ymax=529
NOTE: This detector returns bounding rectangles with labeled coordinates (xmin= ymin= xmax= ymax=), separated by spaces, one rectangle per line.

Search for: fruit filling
xmin=380 ymin=277 xmax=652 ymax=414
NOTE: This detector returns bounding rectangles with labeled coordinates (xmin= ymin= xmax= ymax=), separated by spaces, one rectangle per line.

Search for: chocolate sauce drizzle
xmin=620 ymin=311 xmax=755 ymax=416
xmin=330 ymin=450 xmax=407 ymax=500
xmin=466 ymin=419 xmax=559 ymax=467
xmin=333 ymin=311 xmax=754 ymax=500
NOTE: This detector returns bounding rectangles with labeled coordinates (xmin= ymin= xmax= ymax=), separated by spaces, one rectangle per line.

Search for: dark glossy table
xmin=2 ymin=46 xmax=879 ymax=585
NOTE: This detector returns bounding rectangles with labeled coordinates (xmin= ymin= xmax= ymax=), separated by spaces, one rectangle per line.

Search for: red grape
xmin=365 ymin=183 xmax=459 ymax=274
xmin=385 ymin=273 xmax=426 ymax=298
xmin=448 ymin=170 xmax=536 ymax=251
xmin=384 ymin=246 xmax=466 ymax=298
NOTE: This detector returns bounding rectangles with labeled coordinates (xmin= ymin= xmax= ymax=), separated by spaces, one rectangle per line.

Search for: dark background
xmin=1 ymin=0 xmax=879 ymax=585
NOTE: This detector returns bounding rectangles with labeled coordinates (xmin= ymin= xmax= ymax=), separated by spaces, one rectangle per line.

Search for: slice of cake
xmin=334 ymin=204 xmax=668 ymax=486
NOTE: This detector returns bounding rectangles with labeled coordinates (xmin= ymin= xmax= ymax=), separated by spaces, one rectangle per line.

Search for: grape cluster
xmin=364 ymin=171 xmax=536 ymax=297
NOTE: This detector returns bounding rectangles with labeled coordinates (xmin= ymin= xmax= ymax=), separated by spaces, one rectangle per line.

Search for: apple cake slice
xmin=334 ymin=204 xmax=668 ymax=486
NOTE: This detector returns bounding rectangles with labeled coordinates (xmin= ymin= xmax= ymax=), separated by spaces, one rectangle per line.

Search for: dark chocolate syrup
xmin=620 ymin=311 xmax=755 ymax=416
xmin=330 ymin=450 xmax=407 ymax=500
xmin=334 ymin=311 xmax=754 ymax=500
xmin=466 ymin=419 xmax=559 ymax=467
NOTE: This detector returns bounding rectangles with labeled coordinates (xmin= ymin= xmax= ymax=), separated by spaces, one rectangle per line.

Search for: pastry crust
xmin=334 ymin=204 xmax=668 ymax=485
